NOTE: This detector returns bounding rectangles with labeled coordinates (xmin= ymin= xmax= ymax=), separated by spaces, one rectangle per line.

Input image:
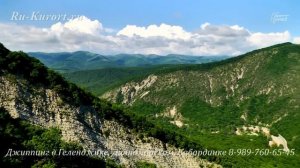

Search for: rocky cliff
xmin=0 ymin=46 xmax=221 ymax=167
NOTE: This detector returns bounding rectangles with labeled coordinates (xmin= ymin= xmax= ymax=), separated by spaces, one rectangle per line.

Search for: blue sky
xmin=0 ymin=0 xmax=299 ymax=55
xmin=1 ymin=0 xmax=298 ymax=33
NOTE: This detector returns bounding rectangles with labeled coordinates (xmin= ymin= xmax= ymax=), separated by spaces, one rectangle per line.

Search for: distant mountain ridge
xmin=28 ymin=51 xmax=229 ymax=72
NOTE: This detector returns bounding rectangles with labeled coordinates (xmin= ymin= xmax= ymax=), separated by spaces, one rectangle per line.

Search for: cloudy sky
xmin=0 ymin=0 xmax=299 ymax=56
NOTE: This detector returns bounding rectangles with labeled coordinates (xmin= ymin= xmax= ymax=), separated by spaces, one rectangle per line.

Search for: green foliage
xmin=0 ymin=107 xmax=120 ymax=168
xmin=32 ymin=160 xmax=56 ymax=168
xmin=115 ymin=91 xmax=124 ymax=104
xmin=136 ymin=161 xmax=157 ymax=168
xmin=242 ymin=95 xmax=290 ymax=124
xmin=103 ymin=130 xmax=110 ymax=137
xmin=0 ymin=49 xmax=96 ymax=107
xmin=180 ymin=98 xmax=242 ymax=131
xmin=24 ymin=128 xmax=62 ymax=151
xmin=0 ymin=43 xmax=10 ymax=56
xmin=130 ymin=100 xmax=164 ymax=116
xmin=63 ymin=65 xmax=179 ymax=96
xmin=264 ymin=43 xmax=300 ymax=75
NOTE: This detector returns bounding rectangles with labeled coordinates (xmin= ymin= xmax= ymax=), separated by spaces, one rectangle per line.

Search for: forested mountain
xmin=0 ymin=43 xmax=219 ymax=168
xmin=63 ymin=65 xmax=179 ymax=96
xmin=2 ymin=42 xmax=299 ymax=167
xmin=102 ymin=43 xmax=300 ymax=167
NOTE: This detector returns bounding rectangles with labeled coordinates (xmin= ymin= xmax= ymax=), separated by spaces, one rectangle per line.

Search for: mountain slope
xmin=0 ymin=43 xmax=219 ymax=167
xmin=63 ymin=65 xmax=181 ymax=96
xmin=28 ymin=51 xmax=228 ymax=72
xmin=0 ymin=107 xmax=114 ymax=167
xmin=102 ymin=43 xmax=300 ymax=167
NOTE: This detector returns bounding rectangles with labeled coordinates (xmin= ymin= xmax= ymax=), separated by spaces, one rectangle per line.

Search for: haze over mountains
xmin=28 ymin=51 xmax=228 ymax=72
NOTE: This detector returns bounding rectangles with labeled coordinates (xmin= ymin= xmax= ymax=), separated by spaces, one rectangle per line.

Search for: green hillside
xmin=0 ymin=43 xmax=122 ymax=167
xmin=63 ymin=65 xmax=180 ymax=96
xmin=0 ymin=43 xmax=219 ymax=167
xmin=103 ymin=42 xmax=300 ymax=167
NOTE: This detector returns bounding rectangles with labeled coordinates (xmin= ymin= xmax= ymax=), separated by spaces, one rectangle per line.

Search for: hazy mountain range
xmin=28 ymin=51 xmax=229 ymax=72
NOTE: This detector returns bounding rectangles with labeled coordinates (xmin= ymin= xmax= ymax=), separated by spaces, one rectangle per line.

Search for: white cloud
xmin=200 ymin=22 xmax=210 ymax=29
xmin=293 ymin=37 xmax=300 ymax=44
xmin=230 ymin=25 xmax=245 ymax=31
xmin=117 ymin=23 xmax=191 ymax=40
xmin=247 ymin=31 xmax=291 ymax=48
xmin=50 ymin=16 xmax=103 ymax=35
xmin=0 ymin=17 xmax=294 ymax=55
